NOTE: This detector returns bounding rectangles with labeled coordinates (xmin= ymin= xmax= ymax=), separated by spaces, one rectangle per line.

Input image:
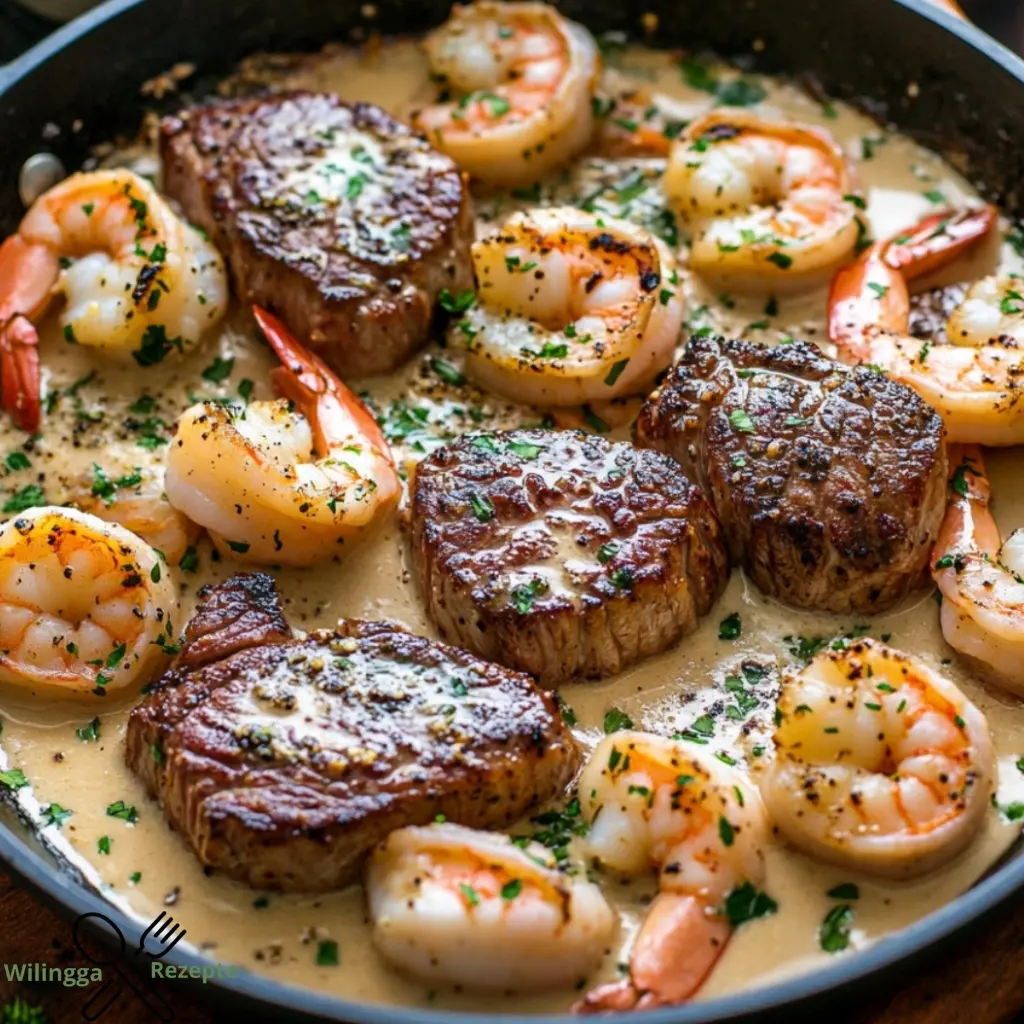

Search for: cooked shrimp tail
xmin=577 ymin=893 xmax=730 ymax=1013
xmin=829 ymin=205 xmax=997 ymax=355
xmin=0 ymin=315 xmax=41 ymax=433
xmin=0 ymin=234 xmax=57 ymax=432
xmin=883 ymin=205 xmax=996 ymax=280
xmin=827 ymin=203 xmax=1024 ymax=445
xmin=932 ymin=445 xmax=1024 ymax=694
xmin=252 ymin=305 xmax=392 ymax=459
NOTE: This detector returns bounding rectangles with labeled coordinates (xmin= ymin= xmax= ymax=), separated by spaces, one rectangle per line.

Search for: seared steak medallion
xmin=636 ymin=335 xmax=947 ymax=614
xmin=160 ymin=91 xmax=474 ymax=377
xmin=126 ymin=573 xmax=576 ymax=891
xmin=411 ymin=429 xmax=729 ymax=684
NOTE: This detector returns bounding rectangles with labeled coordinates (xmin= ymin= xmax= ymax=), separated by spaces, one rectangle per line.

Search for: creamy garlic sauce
xmin=0 ymin=37 xmax=1022 ymax=1013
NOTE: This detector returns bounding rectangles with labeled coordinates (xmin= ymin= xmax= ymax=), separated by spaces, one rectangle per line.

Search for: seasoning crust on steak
xmin=412 ymin=428 xmax=729 ymax=684
xmin=636 ymin=335 xmax=947 ymax=614
xmin=126 ymin=573 xmax=576 ymax=891
xmin=160 ymin=91 xmax=474 ymax=377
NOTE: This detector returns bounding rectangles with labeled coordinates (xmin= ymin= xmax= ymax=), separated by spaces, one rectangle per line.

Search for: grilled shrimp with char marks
xmin=460 ymin=207 xmax=684 ymax=406
xmin=0 ymin=507 xmax=177 ymax=697
xmin=0 ymin=169 xmax=226 ymax=432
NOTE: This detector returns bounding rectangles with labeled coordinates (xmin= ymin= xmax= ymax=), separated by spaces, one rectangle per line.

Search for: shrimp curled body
xmin=0 ymin=169 xmax=227 ymax=432
xmin=0 ymin=507 xmax=177 ymax=697
xmin=415 ymin=1 xmax=600 ymax=186
xmin=165 ymin=306 xmax=400 ymax=567
xmin=933 ymin=445 xmax=1024 ymax=696
xmin=459 ymin=207 xmax=684 ymax=406
xmin=575 ymin=732 xmax=768 ymax=1012
xmin=760 ymin=638 xmax=995 ymax=878
xmin=366 ymin=822 xmax=616 ymax=991
xmin=665 ymin=110 xmax=860 ymax=293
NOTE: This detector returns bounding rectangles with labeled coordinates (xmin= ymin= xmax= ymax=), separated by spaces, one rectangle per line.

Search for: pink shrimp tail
xmin=933 ymin=444 xmax=1000 ymax=572
xmin=828 ymin=205 xmax=997 ymax=367
xmin=574 ymin=893 xmax=732 ymax=1014
xmin=828 ymin=242 xmax=907 ymax=362
xmin=251 ymin=304 xmax=392 ymax=457
xmin=0 ymin=316 xmax=41 ymax=434
xmin=0 ymin=234 xmax=56 ymax=434
xmin=883 ymin=206 xmax=997 ymax=280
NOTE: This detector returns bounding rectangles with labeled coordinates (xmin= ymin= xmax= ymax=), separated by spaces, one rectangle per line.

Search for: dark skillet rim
xmin=1 ymin=0 xmax=1024 ymax=1020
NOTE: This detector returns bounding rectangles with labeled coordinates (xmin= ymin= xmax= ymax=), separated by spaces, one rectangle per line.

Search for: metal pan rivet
xmin=19 ymin=153 xmax=67 ymax=208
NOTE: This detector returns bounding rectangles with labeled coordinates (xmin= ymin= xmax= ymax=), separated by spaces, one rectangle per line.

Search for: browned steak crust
xmin=126 ymin=573 xmax=576 ymax=891
xmin=635 ymin=335 xmax=947 ymax=614
xmin=411 ymin=429 xmax=729 ymax=684
xmin=160 ymin=91 xmax=474 ymax=377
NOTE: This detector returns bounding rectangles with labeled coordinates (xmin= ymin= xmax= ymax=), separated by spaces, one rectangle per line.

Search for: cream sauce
xmin=0 ymin=36 xmax=1022 ymax=1014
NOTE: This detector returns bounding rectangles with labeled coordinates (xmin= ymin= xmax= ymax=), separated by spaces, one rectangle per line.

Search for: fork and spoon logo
xmin=72 ymin=909 xmax=185 ymax=1021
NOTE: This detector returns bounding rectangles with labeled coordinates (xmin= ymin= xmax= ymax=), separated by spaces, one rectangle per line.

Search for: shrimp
xmin=414 ymin=1 xmax=600 ymax=186
xmin=828 ymin=204 xmax=1024 ymax=445
xmin=574 ymin=732 xmax=768 ymax=1012
xmin=664 ymin=110 xmax=860 ymax=292
xmin=0 ymin=168 xmax=227 ymax=432
xmin=365 ymin=822 xmax=616 ymax=991
xmin=591 ymin=83 xmax=693 ymax=158
xmin=945 ymin=273 xmax=1024 ymax=347
xmin=71 ymin=479 xmax=202 ymax=566
xmin=458 ymin=207 xmax=684 ymax=406
xmin=760 ymin=638 xmax=995 ymax=878
xmin=932 ymin=445 xmax=1024 ymax=696
xmin=0 ymin=507 xmax=177 ymax=697
xmin=165 ymin=306 xmax=400 ymax=567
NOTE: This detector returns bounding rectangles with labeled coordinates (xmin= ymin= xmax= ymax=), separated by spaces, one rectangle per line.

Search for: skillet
xmin=1 ymin=0 xmax=1024 ymax=1020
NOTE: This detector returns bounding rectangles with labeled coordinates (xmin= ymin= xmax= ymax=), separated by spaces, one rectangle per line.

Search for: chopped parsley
xmin=603 ymin=707 xmax=634 ymax=734
xmin=604 ymin=359 xmax=629 ymax=387
xmin=2 ymin=484 xmax=47 ymax=513
xmin=819 ymin=904 xmax=854 ymax=953
xmin=316 ymin=940 xmax=339 ymax=966
xmin=201 ymin=355 xmax=235 ymax=383
xmin=106 ymin=800 xmax=139 ymax=823
xmin=469 ymin=493 xmax=496 ymax=523
xmin=511 ymin=576 xmax=549 ymax=614
xmin=430 ymin=357 xmax=465 ymax=386
xmin=718 ymin=613 xmax=742 ymax=640
xmin=0 ymin=769 xmax=28 ymax=790
xmin=722 ymin=881 xmax=778 ymax=927
xmin=438 ymin=289 xmax=476 ymax=314
xmin=729 ymin=409 xmax=755 ymax=433
xmin=40 ymin=803 xmax=72 ymax=829
xmin=133 ymin=325 xmax=184 ymax=367
xmin=76 ymin=717 xmax=101 ymax=742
